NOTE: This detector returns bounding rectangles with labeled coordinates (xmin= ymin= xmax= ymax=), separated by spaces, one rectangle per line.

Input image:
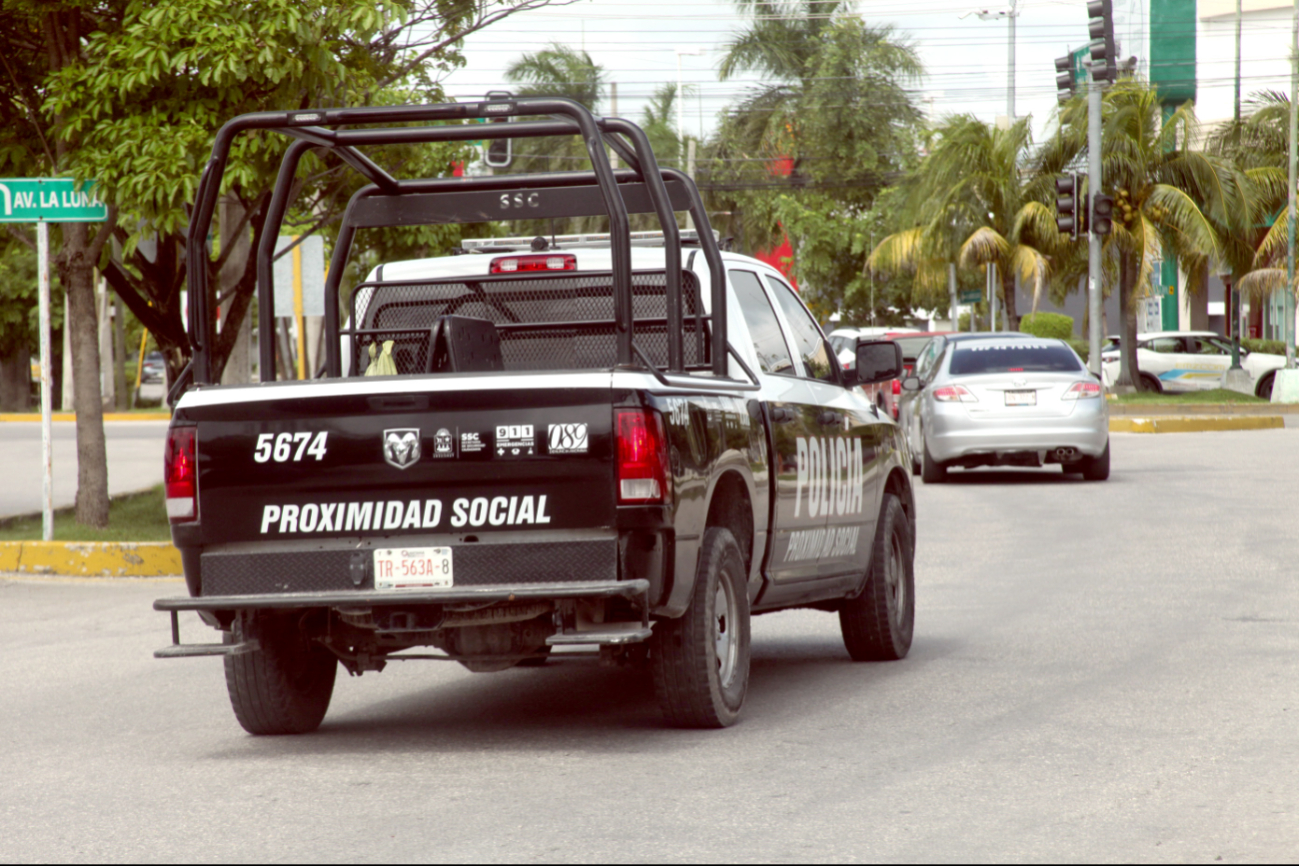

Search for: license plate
xmin=374 ymin=547 xmax=453 ymax=591
xmin=1004 ymin=390 xmax=1036 ymax=406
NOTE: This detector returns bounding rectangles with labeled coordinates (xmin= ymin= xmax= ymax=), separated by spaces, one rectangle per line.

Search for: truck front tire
xmin=839 ymin=494 xmax=915 ymax=661
xmin=224 ymin=612 xmax=337 ymax=735
xmin=651 ymin=527 xmax=751 ymax=728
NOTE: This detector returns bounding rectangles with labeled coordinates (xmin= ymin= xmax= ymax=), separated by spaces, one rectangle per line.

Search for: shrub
xmin=1242 ymin=338 xmax=1286 ymax=356
xmin=1066 ymin=338 xmax=1089 ymax=365
xmin=1019 ymin=312 xmax=1074 ymax=340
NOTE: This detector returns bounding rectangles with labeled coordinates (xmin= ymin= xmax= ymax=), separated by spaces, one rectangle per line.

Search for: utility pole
xmin=1288 ymin=0 xmax=1298 ymax=369
xmin=1008 ymin=0 xmax=1017 ymax=121
xmin=1088 ymin=69 xmax=1104 ymax=377
xmin=1084 ymin=0 xmax=1118 ymax=378
xmin=1230 ymin=0 xmax=1244 ymax=371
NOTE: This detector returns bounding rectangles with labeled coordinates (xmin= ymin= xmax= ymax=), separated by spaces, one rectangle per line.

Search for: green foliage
xmin=1019 ymin=312 xmax=1074 ymax=340
xmin=0 ymin=233 xmax=45 ymax=356
xmin=0 ymin=485 xmax=171 ymax=541
xmin=1066 ymin=338 xmax=1089 ymax=365
xmin=702 ymin=2 xmax=923 ymax=316
xmin=1113 ymin=387 xmax=1266 ymax=405
xmin=1242 ymin=338 xmax=1287 ymax=356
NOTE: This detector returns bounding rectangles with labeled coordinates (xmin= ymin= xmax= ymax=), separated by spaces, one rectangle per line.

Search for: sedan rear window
xmin=948 ymin=342 xmax=1082 ymax=375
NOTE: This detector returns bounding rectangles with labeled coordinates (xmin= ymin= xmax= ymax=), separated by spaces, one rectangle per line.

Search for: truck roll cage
xmin=181 ymin=96 xmax=736 ymax=399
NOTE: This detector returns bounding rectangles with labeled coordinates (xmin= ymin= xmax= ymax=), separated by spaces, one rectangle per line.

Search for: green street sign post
xmin=0 ymin=178 xmax=107 ymax=541
xmin=958 ymin=289 xmax=982 ymax=305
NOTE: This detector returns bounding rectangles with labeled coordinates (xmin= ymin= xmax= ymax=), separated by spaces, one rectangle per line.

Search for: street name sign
xmin=958 ymin=290 xmax=982 ymax=304
xmin=0 ymin=177 xmax=107 ymax=222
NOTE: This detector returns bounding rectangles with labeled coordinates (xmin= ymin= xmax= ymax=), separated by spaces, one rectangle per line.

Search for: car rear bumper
xmin=927 ymin=403 xmax=1108 ymax=463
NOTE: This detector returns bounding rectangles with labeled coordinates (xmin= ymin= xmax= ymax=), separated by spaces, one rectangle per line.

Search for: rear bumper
xmin=155 ymin=578 xmax=649 ymax=612
xmin=928 ymin=403 xmax=1108 ymax=463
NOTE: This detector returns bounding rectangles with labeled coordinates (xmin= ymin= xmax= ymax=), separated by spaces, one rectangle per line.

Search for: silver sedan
xmin=899 ymin=334 xmax=1110 ymax=483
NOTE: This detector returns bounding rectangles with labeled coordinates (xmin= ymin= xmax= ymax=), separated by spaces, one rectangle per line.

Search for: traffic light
xmin=1092 ymin=192 xmax=1114 ymax=236
xmin=483 ymin=90 xmax=513 ymax=169
xmin=1055 ymin=55 xmax=1075 ymax=105
xmin=1056 ymin=174 xmax=1080 ymax=239
xmin=1087 ymin=0 xmax=1117 ymax=83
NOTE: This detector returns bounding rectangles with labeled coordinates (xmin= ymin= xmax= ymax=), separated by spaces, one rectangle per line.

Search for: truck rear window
xmin=349 ymin=270 xmax=707 ymax=376
xmin=948 ymin=342 xmax=1081 ymax=375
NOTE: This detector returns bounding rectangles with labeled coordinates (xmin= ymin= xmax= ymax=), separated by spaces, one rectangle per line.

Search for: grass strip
xmin=0 ymin=485 xmax=171 ymax=542
xmin=1113 ymin=388 xmax=1267 ymax=405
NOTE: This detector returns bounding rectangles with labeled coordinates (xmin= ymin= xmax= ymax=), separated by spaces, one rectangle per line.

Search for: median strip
xmin=1110 ymin=415 xmax=1285 ymax=434
xmin=0 ymin=541 xmax=182 ymax=577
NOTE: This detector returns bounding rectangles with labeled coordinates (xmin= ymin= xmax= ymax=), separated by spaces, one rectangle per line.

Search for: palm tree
xmin=869 ymin=115 xmax=1059 ymax=331
xmin=1213 ymin=92 xmax=1294 ymax=312
xmin=702 ymin=0 xmax=923 ymax=322
xmin=709 ymin=1 xmax=923 ymax=253
xmin=1040 ymin=80 xmax=1230 ymax=390
xmin=503 ymin=44 xmax=605 ymax=175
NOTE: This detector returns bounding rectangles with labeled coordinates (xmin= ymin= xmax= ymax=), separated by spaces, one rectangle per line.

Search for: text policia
xmin=794 ymin=435 xmax=867 ymax=518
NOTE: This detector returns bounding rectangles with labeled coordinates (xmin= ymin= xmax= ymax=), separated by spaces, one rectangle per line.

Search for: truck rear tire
xmin=651 ymin=527 xmax=750 ymax=728
xmin=224 ymin=613 xmax=337 ymax=735
xmin=839 ymin=494 xmax=915 ymax=661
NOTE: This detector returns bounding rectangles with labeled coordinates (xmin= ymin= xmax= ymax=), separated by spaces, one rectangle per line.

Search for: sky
xmin=435 ymin=0 xmax=1163 ymax=145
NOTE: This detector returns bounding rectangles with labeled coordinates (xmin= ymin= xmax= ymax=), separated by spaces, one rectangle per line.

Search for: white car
xmin=1100 ymin=331 xmax=1284 ymax=399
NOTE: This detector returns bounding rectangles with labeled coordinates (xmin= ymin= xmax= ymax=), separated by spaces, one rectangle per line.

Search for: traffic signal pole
xmin=1088 ymin=70 xmax=1103 ymax=377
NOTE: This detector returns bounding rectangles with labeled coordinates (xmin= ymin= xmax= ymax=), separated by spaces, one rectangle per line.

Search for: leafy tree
xmin=1043 ymin=80 xmax=1231 ymax=389
xmin=702 ymin=1 xmax=924 ymax=315
xmin=2 ymin=0 xmax=569 ymax=525
xmin=868 ymin=115 xmax=1059 ymax=331
xmin=1212 ymin=92 xmax=1294 ymax=304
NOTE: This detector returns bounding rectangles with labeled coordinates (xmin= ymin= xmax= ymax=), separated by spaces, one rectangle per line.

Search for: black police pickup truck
xmin=156 ymin=97 xmax=917 ymax=733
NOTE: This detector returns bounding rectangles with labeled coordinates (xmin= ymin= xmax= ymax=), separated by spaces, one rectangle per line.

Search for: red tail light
xmin=932 ymin=385 xmax=978 ymax=403
xmin=891 ymin=379 xmax=901 ymax=395
xmin=616 ymin=409 xmax=669 ymax=503
xmin=1063 ymin=381 xmax=1103 ymax=400
xmin=165 ymin=425 xmax=198 ymax=523
xmin=490 ymin=254 xmax=576 ymax=274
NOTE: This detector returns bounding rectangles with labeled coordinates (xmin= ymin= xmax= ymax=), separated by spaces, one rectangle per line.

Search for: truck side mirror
xmin=855 ymin=340 xmax=903 ymax=385
xmin=900 ymin=376 xmax=922 ymax=391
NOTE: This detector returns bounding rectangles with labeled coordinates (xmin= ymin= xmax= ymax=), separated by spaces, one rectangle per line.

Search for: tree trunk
xmin=1116 ymin=251 xmax=1141 ymax=390
xmin=59 ymin=222 xmax=110 ymax=528
xmin=1001 ymin=265 xmax=1018 ymax=332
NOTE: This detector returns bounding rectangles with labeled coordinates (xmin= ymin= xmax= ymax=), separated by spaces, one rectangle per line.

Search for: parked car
xmin=899 ymin=333 xmax=1109 ymax=483
xmin=140 ymin=351 xmax=166 ymax=383
xmin=833 ymin=330 xmax=938 ymax=419
xmin=1099 ymin=331 xmax=1284 ymax=398
xmin=828 ymin=326 xmax=919 ymax=358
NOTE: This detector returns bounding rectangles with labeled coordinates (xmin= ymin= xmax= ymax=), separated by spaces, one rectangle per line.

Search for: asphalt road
xmin=0 ymin=421 xmax=169 ymax=519
xmin=2 ymin=429 xmax=1296 ymax=861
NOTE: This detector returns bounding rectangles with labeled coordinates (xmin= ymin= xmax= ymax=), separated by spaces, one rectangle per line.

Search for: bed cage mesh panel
xmin=344 ymin=270 xmax=709 ymax=376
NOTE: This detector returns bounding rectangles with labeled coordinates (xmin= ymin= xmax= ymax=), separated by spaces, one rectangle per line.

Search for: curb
xmin=0 ymin=541 xmax=182 ymax=577
xmin=1110 ymin=415 xmax=1285 ymax=434
xmin=1108 ymin=403 xmax=1299 ymax=416
xmin=0 ymin=413 xmax=171 ymax=422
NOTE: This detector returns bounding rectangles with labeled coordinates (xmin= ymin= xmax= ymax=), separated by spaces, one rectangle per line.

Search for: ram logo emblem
xmin=382 ymin=428 xmax=421 ymax=470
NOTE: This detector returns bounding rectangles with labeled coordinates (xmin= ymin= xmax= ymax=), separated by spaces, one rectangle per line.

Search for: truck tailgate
xmin=180 ymin=379 xmax=620 ymax=593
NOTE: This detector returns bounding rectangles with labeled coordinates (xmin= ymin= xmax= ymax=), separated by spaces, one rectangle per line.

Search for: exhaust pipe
xmin=1053 ymin=447 xmax=1079 ymax=462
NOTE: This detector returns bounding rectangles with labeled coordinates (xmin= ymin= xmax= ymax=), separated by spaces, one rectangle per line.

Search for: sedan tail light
xmin=1062 ymin=381 xmax=1103 ymax=400
xmin=932 ymin=385 xmax=978 ymax=403
xmin=164 ymin=425 xmax=198 ymax=522
xmin=616 ymin=409 xmax=670 ymax=503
